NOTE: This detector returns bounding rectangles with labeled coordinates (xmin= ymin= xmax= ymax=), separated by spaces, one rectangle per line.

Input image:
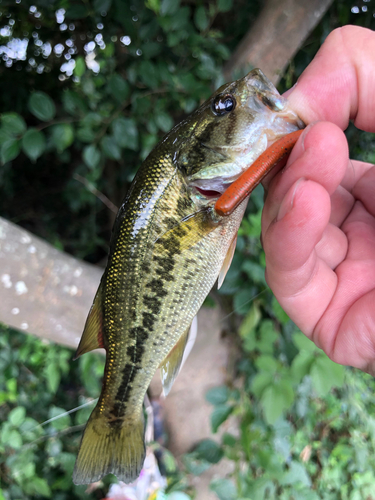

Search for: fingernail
xmin=282 ymin=125 xmax=310 ymax=173
xmin=282 ymin=80 xmax=298 ymax=99
xmin=276 ymin=178 xmax=305 ymax=221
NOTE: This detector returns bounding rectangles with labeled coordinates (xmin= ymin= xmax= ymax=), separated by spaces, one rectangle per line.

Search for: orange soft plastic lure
xmin=215 ymin=129 xmax=304 ymax=216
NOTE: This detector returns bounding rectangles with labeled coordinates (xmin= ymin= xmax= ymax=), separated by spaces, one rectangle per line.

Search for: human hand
xmin=261 ymin=26 xmax=375 ymax=374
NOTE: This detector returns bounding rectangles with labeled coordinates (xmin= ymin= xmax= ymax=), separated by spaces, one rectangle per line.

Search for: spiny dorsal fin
xmin=160 ymin=326 xmax=190 ymax=396
xmin=74 ymin=284 xmax=105 ymax=360
xmin=217 ymin=234 xmax=237 ymax=289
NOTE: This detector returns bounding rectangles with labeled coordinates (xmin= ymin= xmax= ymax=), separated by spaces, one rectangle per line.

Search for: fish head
xmin=174 ymin=68 xmax=304 ymax=204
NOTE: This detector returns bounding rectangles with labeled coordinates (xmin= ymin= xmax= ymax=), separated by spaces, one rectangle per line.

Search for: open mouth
xmin=194 ymin=186 xmax=223 ymax=199
xmin=190 ymin=175 xmax=237 ymax=200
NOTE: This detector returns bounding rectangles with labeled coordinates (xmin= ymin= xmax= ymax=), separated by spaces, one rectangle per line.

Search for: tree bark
xmin=0 ymin=216 xmax=101 ymax=349
xmin=223 ymin=0 xmax=334 ymax=85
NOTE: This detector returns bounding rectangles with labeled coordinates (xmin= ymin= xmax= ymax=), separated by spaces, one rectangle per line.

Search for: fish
xmin=72 ymin=68 xmax=303 ymax=485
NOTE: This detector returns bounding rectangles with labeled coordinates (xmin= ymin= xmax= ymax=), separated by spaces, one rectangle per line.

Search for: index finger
xmin=286 ymin=25 xmax=375 ymax=133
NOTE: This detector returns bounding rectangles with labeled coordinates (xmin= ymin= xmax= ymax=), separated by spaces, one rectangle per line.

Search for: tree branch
xmin=0 ymin=217 xmax=101 ymax=349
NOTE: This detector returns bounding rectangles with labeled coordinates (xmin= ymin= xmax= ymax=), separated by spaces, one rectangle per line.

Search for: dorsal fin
xmin=217 ymin=234 xmax=237 ymax=289
xmin=74 ymin=284 xmax=105 ymax=360
xmin=160 ymin=326 xmax=190 ymax=396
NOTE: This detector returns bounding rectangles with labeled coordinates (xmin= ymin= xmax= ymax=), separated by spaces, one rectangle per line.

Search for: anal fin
xmin=74 ymin=283 xmax=105 ymax=360
xmin=160 ymin=326 xmax=190 ymax=396
xmin=217 ymin=235 xmax=237 ymax=289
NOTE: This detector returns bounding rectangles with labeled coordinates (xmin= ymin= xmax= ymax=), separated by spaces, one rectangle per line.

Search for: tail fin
xmin=72 ymin=406 xmax=145 ymax=485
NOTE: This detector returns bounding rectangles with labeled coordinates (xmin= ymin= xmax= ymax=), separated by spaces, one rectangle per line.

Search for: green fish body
xmin=72 ymin=69 xmax=303 ymax=485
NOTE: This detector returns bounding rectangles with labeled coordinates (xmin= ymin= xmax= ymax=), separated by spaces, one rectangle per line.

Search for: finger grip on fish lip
xmin=72 ymin=68 xmax=303 ymax=486
xmin=214 ymin=129 xmax=304 ymax=217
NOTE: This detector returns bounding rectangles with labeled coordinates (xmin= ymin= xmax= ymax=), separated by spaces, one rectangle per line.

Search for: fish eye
xmin=212 ymin=94 xmax=236 ymax=116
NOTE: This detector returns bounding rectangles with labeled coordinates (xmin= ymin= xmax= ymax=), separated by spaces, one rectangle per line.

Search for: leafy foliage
xmin=0 ymin=324 xmax=105 ymax=499
xmin=0 ymin=0 xmax=260 ymax=261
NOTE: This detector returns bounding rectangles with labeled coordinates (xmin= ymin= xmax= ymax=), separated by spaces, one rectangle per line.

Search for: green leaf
xmin=257 ymin=320 xmax=278 ymax=354
xmin=293 ymin=331 xmax=319 ymax=353
xmin=291 ymin=351 xmax=315 ymax=382
xmin=222 ymin=433 xmax=236 ymax=447
xmin=1 ymin=113 xmax=26 ymax=135
xmin=44 ymin=362 xmax=60 ymax=394
xmin=112 ymin=117 xmax=139 ymax=150
xmin=145 ymin=0 xmax=160 ymax=14
xmin=217 ymin=0 xmax=233 ymax=12
xmin=1 ymin=138 xmax=20 ymax=164
xmin=183 ymin=453 xmax=211 ymax=475
xmin=206 ymin=386 xmax=229 ymax=406
xmin=155 ymin=111 xmax=173 ymax=132
xmin=51 ymin=124 xmax=74 ymax=152
xmin=8 ymin=406 xmax=26 ymax=427
xmin=77 ymin=127 xmax=96 ymax=143
xmin=242 ymin=260 xmax=266 ymax=284
xmin=195 ymin=439 xmax=223 ymax=464
xmin=0 ymin=127 xmax=12 ymax=145
xmin=28 ymin=92 xmax=56 ymax=122
xmin=239 ymin=303 xmax=262 ymax=339
xmin=25 ymin=477 xmax=51 ymax=498
xmin=211 ymin=404 xmax=233 ymax=433
xmin=160 ymin=0 xmax=180 ymax=16
xmin=280 ymin=461 xmax=311 ymax=486
xmin=139 ymin=60 xmax=159 ymax=89
xmin=261 ymin=381 xmax=294 ymax=425
xmin=62 ymin=90 xmax=87 ymax=115
xmin=310 ymin=355 xmax=345 ymax=396
xmin=108 ymin=74 xmax=130 ymax=102
xmin=3 ymin=429 xmax=22 ymax=449
xmin=74 ymin=56 xmax=86 ymax=78
xmin=255 ymin=355 xmax=278 ymax=374
xmin=194 ymin=6 xmax=209 ymax=31
xmin=48 ymin=406 xmax=71 ymax=431
xmin=271 ymin=296 xmax=290 ymax=324
xmin=233 ymin=288 xmax=258 ymax=316
xmin=93 ymin=0 xmax=112 ymax=12
xmin=21 ymin=128 xmax=46 ymax=162
xmin=101 ymin=135 xmax=121 ymax=160
xmin=251 ymin=371 xmax=273 ymax=398
xmin=83 ymin=145 xmax=101 ymax=169
xmin=210 ymin=478 xmax=237 ymax=500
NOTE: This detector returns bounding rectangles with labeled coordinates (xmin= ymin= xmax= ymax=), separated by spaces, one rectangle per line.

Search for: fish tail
xmin=72 ymin=405 xmax=145 ymax=485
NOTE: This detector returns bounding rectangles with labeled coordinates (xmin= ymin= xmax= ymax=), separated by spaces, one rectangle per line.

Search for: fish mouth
xmin=190 ymin=175 xmax=239 ymax=200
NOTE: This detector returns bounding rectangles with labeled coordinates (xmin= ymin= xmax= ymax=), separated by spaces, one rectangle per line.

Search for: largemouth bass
xmin=72 ymin=69 xmax=303 ymax=485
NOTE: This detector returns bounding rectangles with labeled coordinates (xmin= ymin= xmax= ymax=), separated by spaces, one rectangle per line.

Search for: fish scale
xmin=72 ymin=68 xmax=303 ymax=485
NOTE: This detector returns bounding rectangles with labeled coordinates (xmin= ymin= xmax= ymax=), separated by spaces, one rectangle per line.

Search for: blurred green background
xmin=1 ymin=0 xmax=375 ymax=499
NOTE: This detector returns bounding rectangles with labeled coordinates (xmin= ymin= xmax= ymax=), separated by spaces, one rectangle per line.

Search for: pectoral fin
xmin=160 ymin=326 xmax=190 ymax=396
xmin=74 ymin=284 xmax=105 ymax=360
xmin=217 ymin=235 xmax=237 ymax=289
xmin=155 ymin=209 xmax=217 ymax=253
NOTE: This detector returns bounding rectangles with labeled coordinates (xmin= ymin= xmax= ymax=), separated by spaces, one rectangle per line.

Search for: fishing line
xmin=24 ymin=398 xmax=98 ymax=435
xmin=218 ymin=287 xmax=269 ymax=324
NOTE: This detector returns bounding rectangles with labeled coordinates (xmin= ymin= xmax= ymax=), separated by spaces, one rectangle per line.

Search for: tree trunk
xmin=223 ymin=0 xmax=334 ymax=85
